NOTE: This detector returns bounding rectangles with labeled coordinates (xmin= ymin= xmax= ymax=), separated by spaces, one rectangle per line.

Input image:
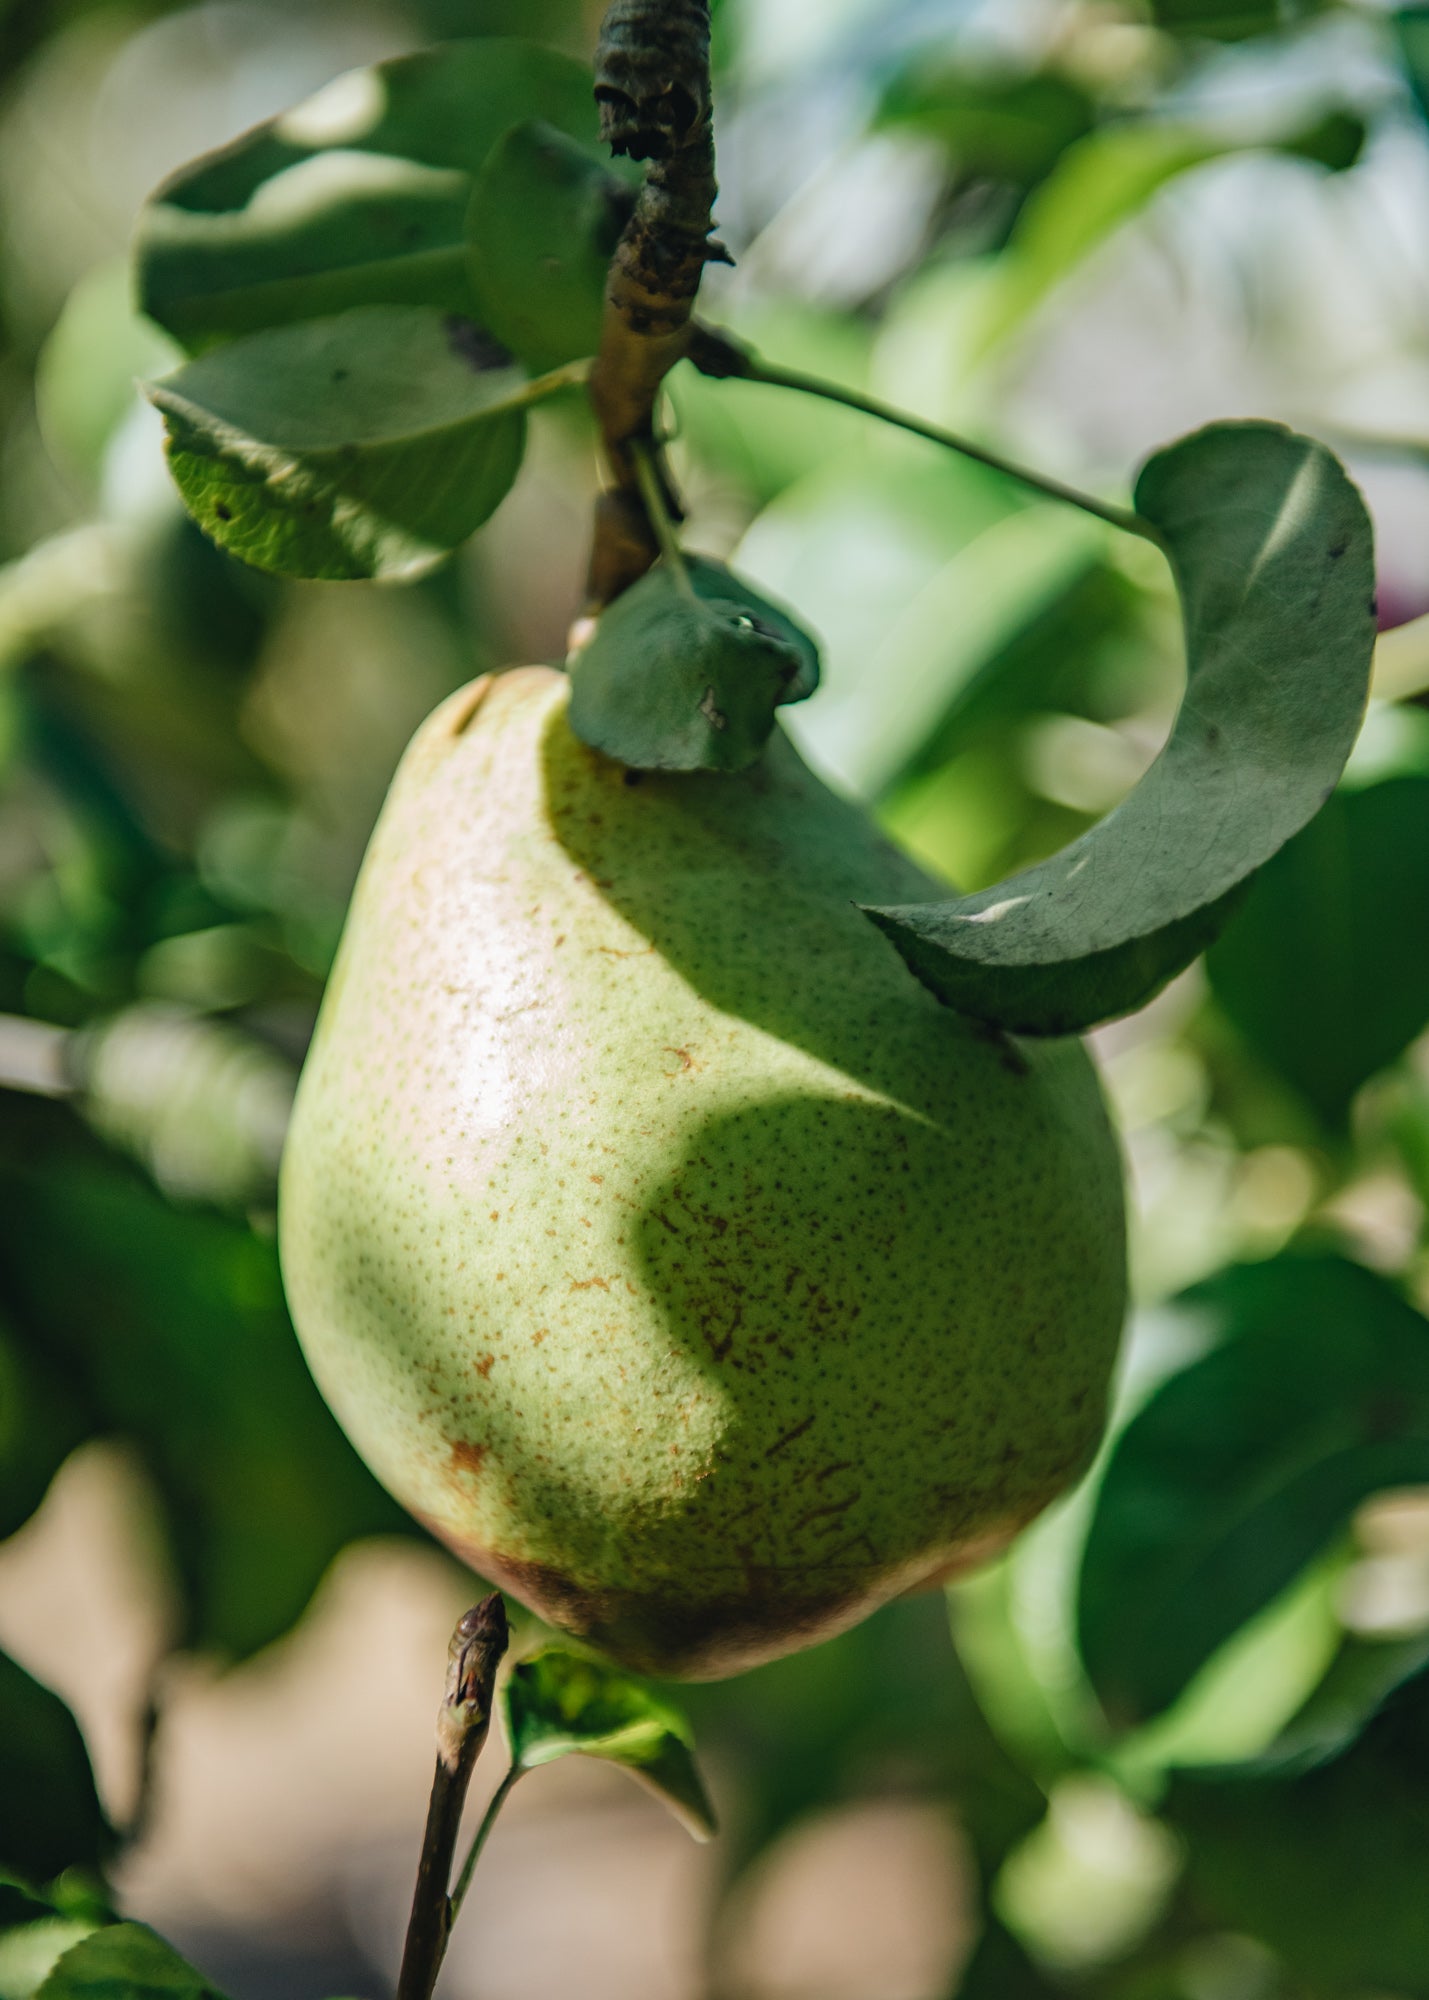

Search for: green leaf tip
xmin=145 ymin=305 xmax=531 ymax=581
xmin=36 ymin=1923 xmax=227 ymax=2000
xmin=501 ymin=1644 xmax=717 ymax=1840
xmin=864 ymin=420 xmax=1376 ymax=1035
xmin=567 ymin=556 xmax=821 ymax=774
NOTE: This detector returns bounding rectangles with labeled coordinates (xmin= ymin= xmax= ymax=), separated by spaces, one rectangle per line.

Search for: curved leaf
xmin=864 ymin=422 xmax=1375 ymax=1034
xmin=568 ymin=556 xmax=820 ymax=772
xmin=1077 ymin=1254 xmax=1429 ymax=1727
xmin=135 ymin=41 xmax=596 ymax=351
xmin=502 ymin=1646 xmax=716 ymax=1840
xmin=468 ymin=122 xmax=635 ymax=374
xmin=146 ymin=306 xmax=531 ymax=581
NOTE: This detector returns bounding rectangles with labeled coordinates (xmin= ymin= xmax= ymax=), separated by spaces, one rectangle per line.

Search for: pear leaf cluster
xmin=568 ymin=555 xmax=820 ymax=772
xmin=135 ymin=41 xmax=622 ymax=582
xmin=502 ymin=1645 xmax=717 ymax=1840
xmin=864 ymin=421 xmax=1376 ymax=1034
xmin=134 ymin=41 xmax=599 ymax=350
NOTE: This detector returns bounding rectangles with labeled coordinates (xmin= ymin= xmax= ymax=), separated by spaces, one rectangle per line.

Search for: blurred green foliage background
xmin=6 ymin=1 xmax=1429 ymax=1996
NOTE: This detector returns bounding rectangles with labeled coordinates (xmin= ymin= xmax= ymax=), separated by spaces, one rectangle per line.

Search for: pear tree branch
xmin=584 ymin=0 xmax=724 ymax=611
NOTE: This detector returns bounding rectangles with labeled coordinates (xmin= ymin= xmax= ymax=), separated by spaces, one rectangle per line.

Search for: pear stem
xmin=396 ymin=1596 xmax=509 ymax=2000
xmin=686 ymin=326 xmax=1163 ymax=548
xmin=630 ymin=437 xmax=698 ymax=602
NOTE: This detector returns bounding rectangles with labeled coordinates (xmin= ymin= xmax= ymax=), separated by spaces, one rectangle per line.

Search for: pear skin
xmin=279 ymin=667 xmax=1126 ymax=1677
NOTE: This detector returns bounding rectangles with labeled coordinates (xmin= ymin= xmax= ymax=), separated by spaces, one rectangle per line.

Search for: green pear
xmin=279 ymin=667 xmax=1126 ymax=1678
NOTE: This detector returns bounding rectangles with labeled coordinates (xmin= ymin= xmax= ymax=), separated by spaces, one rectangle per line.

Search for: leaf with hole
xmin=135 ymin=40 xmax=596 ymax=351
xmin=1207 ymin=775 xmax=1429 ymax=1129
xmin=568 ymin=556 xmax=820 ymax=772
xmin=147 ymin=306 xmax=533 ymax=581
xmin=468 ymin=121 xmax=635 ymax=374
xmin=1077 ymin=1254 xmax=1429 ymax=1727
xmin=864 ymin=422 xmax=1375 ymax=1034
xmin=502 ymin=1646 xmax=716 ymax=1840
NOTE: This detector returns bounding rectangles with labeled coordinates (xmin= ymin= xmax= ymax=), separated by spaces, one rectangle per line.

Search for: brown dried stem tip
xmin=585 ymin=0 xmax=726 ymax=610
xmin=396 ymin=1594 xmax=510 ymax=2000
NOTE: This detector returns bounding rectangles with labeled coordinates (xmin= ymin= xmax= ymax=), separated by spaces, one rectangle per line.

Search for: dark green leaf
xmin=1078 ymin=1254 xmax=1429 ymax=1726
xmin=1397 ymin=10 xmax=1429 ymax=123
xmin=136 ymin=41 xmax=596 ymax=351
xmin=567 ymin=556 xmax=820 ymax=772
xmin=1284 ymin=108 xmax=1367 ymax=174
xmin=864 ymin=423 xmax=1375 ymax=1034
xmin=468 ymin=122 xmax=634 ymax=374
xmin=502 ymin=1646 xmax=716 ymax=1840
xmin=1150 ymin=0 xmax=1329 ymax=39
xmin=1166 ymin=1660 xmax=1429 ymax=1992
xmin=0 ymin=1151 xmax=416 ymax=1659
xmin=147 ymin=307 xmax=530 ymax=581
xmin=37 ymin=1925 xmax=225 ymax=2000
xmin=955 ymin=1914 xmax=1069 ymax=2000
xmin=1207 ymin=776 xmax=1429 ymax=1128
xmin=0 ymin=1312 xmax=89 ymax=1543
xmin=0 ymin=1651 xmax=113 ymax=1885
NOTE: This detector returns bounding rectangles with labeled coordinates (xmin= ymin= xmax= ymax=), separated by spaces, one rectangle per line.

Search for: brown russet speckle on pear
xmin=278 ymin=667 xmax=1126 ymax=1678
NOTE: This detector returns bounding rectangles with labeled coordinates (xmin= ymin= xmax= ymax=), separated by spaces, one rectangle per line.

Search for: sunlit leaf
xmin=1078 ymin=1255 xmax=1429 ymax=1726
xmin=468 ymin=122 xmax=634 ymax=373
xmin=1207 ymin=775 xmax=1429 ymax=1128
xmin=864 ymin=423 xmax=1375 ymax=1033
xmin=502 ymin=1646 xmax=717 ymax=1840
xmin=37 ymin=1925 xmax=225 ymax=2000
xmin=0 ymin=1652 xmax=112 ymax=1886
xmin=568 ymin=556 xmax=820 ymax=773
xmin=147 ymin=307 xmax=531 ymax=581
xmin=136 ymin=41 xmax=596 ymax=351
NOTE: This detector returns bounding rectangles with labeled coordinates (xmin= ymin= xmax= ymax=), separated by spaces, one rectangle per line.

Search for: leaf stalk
xmin=688 ymin=327 xmax=1164 ymax=547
